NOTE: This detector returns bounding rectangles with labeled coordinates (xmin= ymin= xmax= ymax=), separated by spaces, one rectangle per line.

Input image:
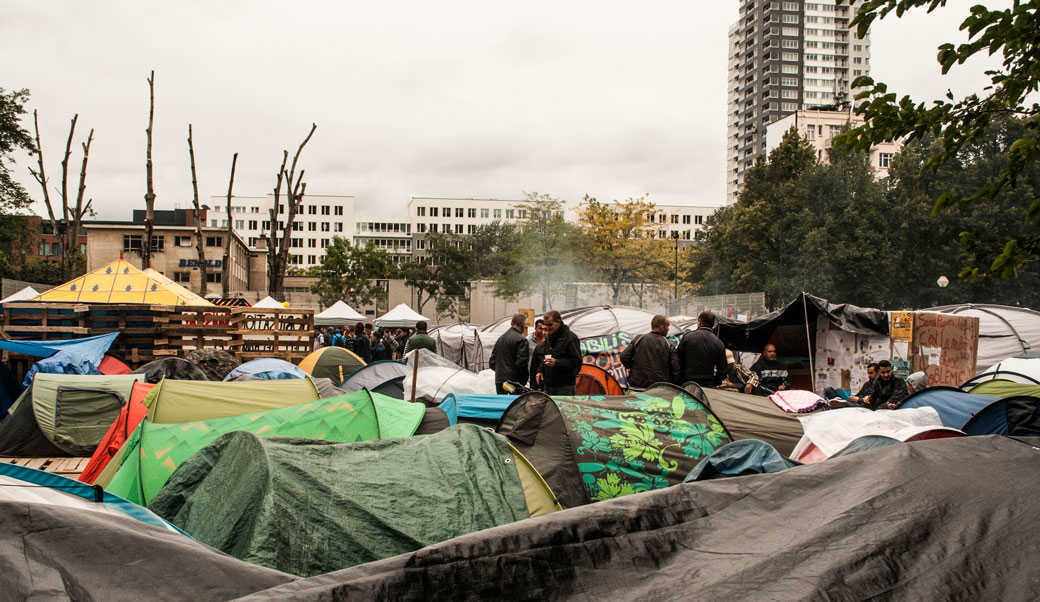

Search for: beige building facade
xmin=765 ymin=108 xmax=902 ymax=179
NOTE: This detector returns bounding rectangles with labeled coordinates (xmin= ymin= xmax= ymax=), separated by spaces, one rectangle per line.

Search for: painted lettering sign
xmin=580 ymin=332 xmax=632 ymax=388
xmin=178 ymin=258 xmax=222 ymax=268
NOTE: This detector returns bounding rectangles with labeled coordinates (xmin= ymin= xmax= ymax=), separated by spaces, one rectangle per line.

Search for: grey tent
xmin=699 ymin=387 xmax=806 ymax=456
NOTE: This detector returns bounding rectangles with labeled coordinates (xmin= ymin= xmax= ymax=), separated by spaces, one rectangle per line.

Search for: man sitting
xmin=747 ymin=344 xmax=790 ymax=395
xmin=863 ymin=360 xmax=909 ymax=410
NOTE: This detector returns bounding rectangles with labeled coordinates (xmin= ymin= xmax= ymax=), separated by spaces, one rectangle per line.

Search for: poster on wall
xmin=890 ymin=311 xmax=914 ymax=342
xmin=813 ymin=315 xmax=891 ymax=395
xmin=580 ymin=332 xmax=633 ymax=388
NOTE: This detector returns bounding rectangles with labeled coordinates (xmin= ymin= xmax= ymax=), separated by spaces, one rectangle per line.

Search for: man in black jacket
xmin=676 ymin=311 xmax=728 ymax=388
xmin=621 ymin=315 xmax=678 ymax=388
xmin=539 ymin=310 xmax=582 ymax=396
xmin=489 ymin=313 xmax=530 ymax=394
xmin=864 ymin=360 xmax=909 ymax=409
xmin=748 ymin=344 xmax=790 ymax=394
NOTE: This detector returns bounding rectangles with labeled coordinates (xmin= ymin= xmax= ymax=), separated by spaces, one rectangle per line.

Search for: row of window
xmin=37 ymin=242 xmax=88 ymax=257
xmin=357 ymin=222 xmax=411 ymax=234
xmin=173 ymin=271 xmax=222 ymax=284
xmin=414 ymin=206 xmax=529 ymax=220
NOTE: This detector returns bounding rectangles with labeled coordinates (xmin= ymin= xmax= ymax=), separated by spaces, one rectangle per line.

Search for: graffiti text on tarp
xmin=581 ymin=332 xmax=632 ymax=387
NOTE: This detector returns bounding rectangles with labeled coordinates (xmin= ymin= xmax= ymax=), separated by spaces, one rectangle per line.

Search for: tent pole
xmin=410 ymin=350 xmax=419 ymax=403
xmin=803 ymin=292 xmax=815 ymax=392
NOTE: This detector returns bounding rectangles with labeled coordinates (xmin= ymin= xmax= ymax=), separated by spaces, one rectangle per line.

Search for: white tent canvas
xmin=252 ymin=295 xmax=286 ymax=308
xmin=315 ymin=300 xmax=365 ymax=326
xmin=0 ymin=286 xmax=40 ymax=303
xmin=374 ymin=303 xmax=429 ymax=328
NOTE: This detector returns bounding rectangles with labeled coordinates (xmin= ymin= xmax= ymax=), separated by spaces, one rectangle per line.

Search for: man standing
xmin=489 ymin=313 xmax=530 ymax=394
xmin=527 ymin=318 xmax=548 ymax=387
xmin=538 ymin=310 xmax=582 ymax=396
xmin=404 ymin=321 xmax=437 ymax=355
xmin=863 ymin=360 xmax=909 ymax=409
xmin=748 ymin=344 xmax=790 ymax=394
xmin=676 ymin=311 xmax=728 ymax=387
xmin=621 ymin=315 xmax=678 ymax=389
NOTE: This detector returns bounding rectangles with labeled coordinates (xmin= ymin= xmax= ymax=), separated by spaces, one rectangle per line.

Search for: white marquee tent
xmin=374 ymin=303 xmax=429 ymax=328
xmin=252 ymin=296 xmax=286 ymax=309
xmin=314 ymin=301 xmax=365 ymax=326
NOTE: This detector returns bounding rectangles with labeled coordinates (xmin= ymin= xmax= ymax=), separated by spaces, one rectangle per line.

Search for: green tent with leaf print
xmin=497 ymin=383 xmax=733 ymax=507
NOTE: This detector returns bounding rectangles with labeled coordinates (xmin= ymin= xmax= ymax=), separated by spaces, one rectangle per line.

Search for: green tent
xmin=142 ymin=378 xmax=322 ymax=424
xmin=149 ymin=424 xmax=558 ymax=577
xmin=106 ymin=390 xmax=428 ymax=505
xmin=0 ymin=374 xmax=142 ymax=456
xmin=968 ymin=380 xmax=1040 ymax=398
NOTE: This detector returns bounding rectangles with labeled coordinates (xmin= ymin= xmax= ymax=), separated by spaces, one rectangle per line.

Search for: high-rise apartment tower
xmin=725 ymin=0 xmax=870 ymax=203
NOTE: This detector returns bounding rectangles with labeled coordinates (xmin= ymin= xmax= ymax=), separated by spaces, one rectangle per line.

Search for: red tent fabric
xmin=576 ymin=364 xmax=625 ymax=396
xmin=98 ymin=355 xmax=132 ymax=375
xmin=78 ymin=381 xmax=154 ymax=484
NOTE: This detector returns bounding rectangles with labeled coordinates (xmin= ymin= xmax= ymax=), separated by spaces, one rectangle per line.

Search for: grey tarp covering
xmin=716 ymin=292 xmax=889 ymax=352
xmin=702 ymin=387 xmax=805 ymax=456
xmin=235 ymin=436 xmax=1040 ymax=600
xmin=150 ymin=424 xmax=533 ymax=577
xmin=0 ymin=501 xmax=291 ymax=600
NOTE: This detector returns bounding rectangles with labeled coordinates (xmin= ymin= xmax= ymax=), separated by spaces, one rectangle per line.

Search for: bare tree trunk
xmin=70 ymin=128 xmax=93 ymax=273
xmin=142 ymin=70 xmax=156 ymax=269
xmin=29 ymin=110 xmax=58 ymax=265
xmin=59 ymin=114 xmax=77 ymax=277
xmin=265 ymin=151 xmax=288 ymax=296
xmin=267 ymin=123 xmax=317 ymax=299
xmin=186 ymin=124 xmax=208 ymax=295
xmin=222 ymin=152 xmax=238 ymax=297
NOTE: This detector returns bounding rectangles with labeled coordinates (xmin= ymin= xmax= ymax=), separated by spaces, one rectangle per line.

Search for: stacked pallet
xmin=1 ymin=302 xmax=314 ymax=366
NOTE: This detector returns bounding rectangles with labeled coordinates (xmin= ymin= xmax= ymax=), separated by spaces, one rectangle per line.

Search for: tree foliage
xmin=491 ymin=192 xmax=582 ymax=309
xmin=577 ymin=195 xmax=673 ymax=304
xmin=692 ymin=119 xmax=1040 ymax=309
xmin=836 ymin=0 xmax=1040 ymax=277
xmin=0 ymin=88 xmax=33 ymax=212
xmin=310 ymin=237 xmax=396 ymax=308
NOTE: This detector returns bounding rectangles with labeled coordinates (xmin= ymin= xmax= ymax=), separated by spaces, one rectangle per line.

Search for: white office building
xmin=407 ymin=196 xmax=553 ymax=260
xmin=353 ymin=216 xmax=413 ymax=265
xmin=648 ymin=204 xmax=723 ymax=244
xmin=207 ymin=194 xmax=355 ymax=269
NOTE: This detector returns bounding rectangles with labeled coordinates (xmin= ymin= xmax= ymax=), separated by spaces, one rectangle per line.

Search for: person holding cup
xmin=537 ymin=310 xmax=582 ymax=396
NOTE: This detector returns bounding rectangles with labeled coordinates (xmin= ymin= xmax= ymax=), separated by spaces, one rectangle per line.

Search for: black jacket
xmin=351 ymin=335 xmax=372 ymax=363
xmin=489 ymin=327 xmax=530 ymax=385
xmin=620 ymin=332 xmax=678 ymax=388
xmin=749 ymin=358 xmax=790 ymax=393
xmin=676 ymin=327 xmax=728 ymax=387
xmin=540 ymin=324 xmax=582 ymax=390
xmin=869 ymin=376 xmax=909 ymax=409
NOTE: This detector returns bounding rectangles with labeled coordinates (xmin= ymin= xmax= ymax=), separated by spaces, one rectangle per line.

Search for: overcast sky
xmin=4 ymin=1 xmax=1003 ymax=220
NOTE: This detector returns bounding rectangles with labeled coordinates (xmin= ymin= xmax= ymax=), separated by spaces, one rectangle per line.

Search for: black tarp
xmin=235 ymin=436 xmax=1040 ymax=600
xmin=0 ymin=501 xmax=291 ymax=600
xmin=131 ymin=357 xmax=209 ymax=383
xmin=716 ymin=292 xmax=889 ymax=352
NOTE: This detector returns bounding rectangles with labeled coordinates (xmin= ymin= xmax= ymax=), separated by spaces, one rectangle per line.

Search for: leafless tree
xmin=264 ymin=123 xmax=316 ymax=299
xmin=186 ymin=124 xmax=208 ymax=295
xmin=221 ymin=152 xmax=238 ymax=297
xmin=141 ymin=70 xmax=156 ymax=268
xmin=29 ymin=111 xmax=93 ymax=280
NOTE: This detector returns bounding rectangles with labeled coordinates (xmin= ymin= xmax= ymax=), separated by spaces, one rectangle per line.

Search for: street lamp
xmin=937 ymin=275 xmax=949 ymax=288
xmin=671 ymin=231 xmax=680 ymax=309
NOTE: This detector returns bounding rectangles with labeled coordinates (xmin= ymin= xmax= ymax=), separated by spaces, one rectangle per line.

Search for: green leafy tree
xmin=0 ymin=88 xmax=33 ymax=211
xmin=310 ymin=237 xmax=396 ymax=308
xmin=492 ymin=192 xmax=582 ymax=309
xmin=577 ymin=195 xmax=673 ymax=304
xmin=836 ymin=0 xmax=1040 ymax=277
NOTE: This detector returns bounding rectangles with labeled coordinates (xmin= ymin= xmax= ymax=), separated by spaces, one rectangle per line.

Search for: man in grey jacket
xmin=489 ymin=313 xmax=530 ymax=394
xmin=621 ymin=315 xmax=678 ymax=388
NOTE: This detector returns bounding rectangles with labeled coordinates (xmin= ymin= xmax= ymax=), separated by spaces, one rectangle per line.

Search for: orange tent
xmin=78 ymin=381 xmax=154 ymax=484
xmin=99 ymin=355 xmax=132 ymax=375
xmin=575 ymin=364 xmax=625 ymax=396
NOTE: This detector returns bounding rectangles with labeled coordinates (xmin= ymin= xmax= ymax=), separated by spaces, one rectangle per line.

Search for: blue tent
xmin=901 ymin=388 xmax=1011 ymax=434
xmin=0 ymin=333 xmax=120 ymax=387
xmin=439 ymin=394 xmax=519 ymax=425
xmin=224 ymin=358 xmax=307 ymax=381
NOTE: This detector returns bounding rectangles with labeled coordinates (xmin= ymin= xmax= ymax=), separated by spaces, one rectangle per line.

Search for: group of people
xmin=828 ymin=361 xmax=928 ymax=410
xmin=315 ymin=321 xmax=439 ymax=363
xmin=489 ymin=310 xmax=583 ymax=395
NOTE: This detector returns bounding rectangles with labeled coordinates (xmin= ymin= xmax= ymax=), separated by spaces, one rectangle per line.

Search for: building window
xmin=781 ymin=39 xmax=798 ymax=49
xmin=442 ymin=207 xmax=451 ymax=217
xmin=444 ymin=223 xmax=450 ymax=232
xmin=308 ymin=255 xmax=316 ymax=264
xmin=695 ymin=215 xmax=704 ymax=225
xmin=682 ymin=215 xmax=691 ymax=225
xmin=175 ymin=235 xmax=192 ymax=247
xmin=205 ymin=236 xmax=222 ymax=247
xmin=670 ymin=214 xmax=679 ymax=224
xmin=782 ymin=52 xmax=799 ymax=61
xmin=493 ymin=209 xmax=502 ymax=219
xmin=480 ymin=208 xmax=489 ymax=218
xmin=334 ymin=206 xmax=343 ymax=216
xmin=278 ymin=204 xmax=285 ymax=215
xmin=210 ymin=219 xmax=218 ymax=227
xmin=321 ymin=223 xmax=330 ymax=232
xmin=782 ymin=27 xmax=798 ymax=36
xmin=782 ymin=64 xmax=798 ymax=74
xmin=430 ymin=224 xmax=438 ymax=233
xmin=248 ymin=220 xmax=258 ymax=230
xmin=782 ymin=1 xmax=799 ymax=9
xmin=417 ymin=206 xmax=426 ymax=217
xmin=308 ymin=238 xmax=317 ymax=248
xmin=321 ymin=239 xmax=329 ymax=249
xmin=173 ymin=271 xmax=191 ymax=283
xmin=505 ymin=209 xmax=515 ymax=219
xmin=430 ymin=207 xmax=438 ymax=217
xmin=467 ymin=208 xmax=476 ymax=218
xmin=235 ymin=220 xmax=244 ymax=229
xmin=308 ymin=222 xmax=317 ymax=231
xmin=781 ymin=14 xmax=799 ymax=23
xmin=879 ymin=152 xmax=893 ymax=168
xmin=455 ymin=208 xmax=463 ymax=218
xmin=455 ymin=224 xmax=463 ymax=234
xmin=308 ymin=205 xmax=316 ymax=215
xmin=417 ymin=223 xmax=426 ymax=233
xmin=416 ymin=239 xmax=426 ymax=250
xmin=334 ymin=223 xmax=343 ymax=232
xmin=206 ymin=272 xmax=221 ymax=283
xmin=467 ymin=224 xmax=476 ymax=234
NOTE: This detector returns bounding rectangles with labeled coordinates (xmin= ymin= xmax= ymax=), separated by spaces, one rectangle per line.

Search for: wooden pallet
xmin=0 ymin=456 xmax=90 ymax=479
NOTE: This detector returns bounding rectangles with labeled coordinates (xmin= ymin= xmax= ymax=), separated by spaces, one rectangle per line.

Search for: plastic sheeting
xmin=238 ymin=436 xmax=1040 ymax=601
xmin=404 ymin=349 xmax=495 ymax=404
xmin=790 ymin=406 xmax=961 ymax=462
xmin=0 ymin=333 xmax=119 ymax=387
